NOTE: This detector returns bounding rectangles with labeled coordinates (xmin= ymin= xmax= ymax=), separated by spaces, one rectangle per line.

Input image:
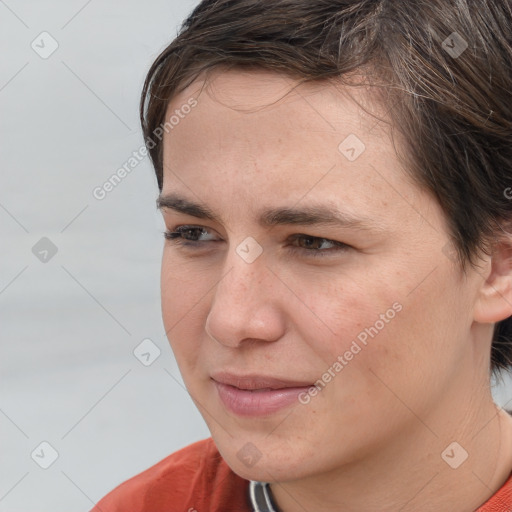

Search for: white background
xmin=0 ymin=2 xmax=210 ymax=511
xmin=1 ymin=1 xmax=512 ymax=511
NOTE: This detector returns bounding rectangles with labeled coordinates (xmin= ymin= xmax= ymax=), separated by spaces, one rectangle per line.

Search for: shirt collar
xmin=249 ymin=481 xmax=279 ymax=512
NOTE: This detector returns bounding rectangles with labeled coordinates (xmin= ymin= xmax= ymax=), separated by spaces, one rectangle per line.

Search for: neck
xmin=270 ymin=385 xmax=512 ymax=512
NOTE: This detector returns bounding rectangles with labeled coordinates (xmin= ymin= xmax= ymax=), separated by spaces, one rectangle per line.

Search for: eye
xmin=163 ymin=226 xmax=351 ymax=258
xmin=163 ymin=225 xmax=220 ymax=245
xmin=287 ymin=234 xmax=350 ymax=257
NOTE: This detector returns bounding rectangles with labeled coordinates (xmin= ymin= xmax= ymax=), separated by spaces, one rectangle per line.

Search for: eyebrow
xmin=156 ymin=193 xmax=383 ymax=232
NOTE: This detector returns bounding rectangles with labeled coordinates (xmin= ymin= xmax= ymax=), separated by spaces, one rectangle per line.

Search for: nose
xmin=205 ymin=248 xmax=287 ymax=348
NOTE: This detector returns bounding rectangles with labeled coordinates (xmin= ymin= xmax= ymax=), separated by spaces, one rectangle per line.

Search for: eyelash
xmin=163 ymin=225 xmax=350 ymax=258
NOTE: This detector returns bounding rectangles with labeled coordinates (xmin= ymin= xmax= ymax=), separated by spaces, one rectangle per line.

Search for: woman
xmin=93 ymin=0 xmax=512 ymax=510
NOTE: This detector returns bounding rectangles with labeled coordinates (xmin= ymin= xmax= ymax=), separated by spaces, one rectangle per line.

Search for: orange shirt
xmin=91 ymin=437 xmax=512 ymax=512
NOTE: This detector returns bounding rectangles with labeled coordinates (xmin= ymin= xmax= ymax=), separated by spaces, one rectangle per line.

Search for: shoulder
xmin=476 ymin=471 xmax=512 ymax=511
xmin=91 ymin=437 xmax=250 ymax=512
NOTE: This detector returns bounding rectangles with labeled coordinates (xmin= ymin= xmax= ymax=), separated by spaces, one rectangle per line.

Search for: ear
xmin=473 ymin=229 xmax=512 ymax=324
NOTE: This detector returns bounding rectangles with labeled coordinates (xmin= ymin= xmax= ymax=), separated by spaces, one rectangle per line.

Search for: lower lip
xmin=213 ymin=381 xmax=311 ymax=417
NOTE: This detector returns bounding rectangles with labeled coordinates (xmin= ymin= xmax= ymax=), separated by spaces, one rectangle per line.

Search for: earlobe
xmin=473 ymin=235 xmax=512 ymax=324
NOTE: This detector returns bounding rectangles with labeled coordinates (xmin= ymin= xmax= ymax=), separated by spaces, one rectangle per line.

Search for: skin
xmin=158 ymin=68 xmax=512 ymax=512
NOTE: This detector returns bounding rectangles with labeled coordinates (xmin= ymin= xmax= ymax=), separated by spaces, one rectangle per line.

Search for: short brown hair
xmin=140 ymin=0 xmax=512 ymax=374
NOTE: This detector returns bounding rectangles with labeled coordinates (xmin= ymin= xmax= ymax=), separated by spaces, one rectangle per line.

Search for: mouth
xmin=211 ymin=372 xmax=314 ymax=416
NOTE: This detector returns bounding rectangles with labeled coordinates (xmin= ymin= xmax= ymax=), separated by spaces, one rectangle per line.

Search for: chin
xmin=221 ymin=451 xmax=302 ymax=483
xmin=211 ymin=430 xmax=321 ymax=483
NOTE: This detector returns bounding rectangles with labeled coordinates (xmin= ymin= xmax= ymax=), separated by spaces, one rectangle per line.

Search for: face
xmin=158 ymin=69 xmax=485 ymax=483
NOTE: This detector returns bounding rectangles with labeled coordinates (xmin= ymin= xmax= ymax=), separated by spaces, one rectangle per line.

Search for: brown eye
xmin=288 ymin=234 xmax=350 ymax=257
xmin=295 ymin=235 xmax=329 ymax=250
xmin=163 ymin=225 xmax=220 ymax=243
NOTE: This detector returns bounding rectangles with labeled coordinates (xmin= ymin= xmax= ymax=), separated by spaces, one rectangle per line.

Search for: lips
xmin=211 ymin=372 xmax=314 ymax=416
xmin=211 ymin=372 xmax=313 ymax=390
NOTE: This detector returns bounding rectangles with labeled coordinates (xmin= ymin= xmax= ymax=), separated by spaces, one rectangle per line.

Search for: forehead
xmin=166 ymin=68 xmax=390 ymax=137
xmin=160 ymin=68 xmax=429 ymax=226
xmin=163 ymin=68 xmax=396 ymax=180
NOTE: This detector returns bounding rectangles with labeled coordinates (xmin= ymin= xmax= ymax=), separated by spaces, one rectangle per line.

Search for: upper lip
xmin=211 ymin=372 xmax=313 ymax=390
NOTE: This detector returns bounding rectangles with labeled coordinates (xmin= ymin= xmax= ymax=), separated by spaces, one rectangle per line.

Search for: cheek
xmin=289 ymin=268 xmax=446 ymax=408
xmin=329 ymin=271 xmax=468 ymax=419
xmin=160 ymin=256 xmax=211 ymax=364
xmin=286 ymin=271 xmax=399 ymax=366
